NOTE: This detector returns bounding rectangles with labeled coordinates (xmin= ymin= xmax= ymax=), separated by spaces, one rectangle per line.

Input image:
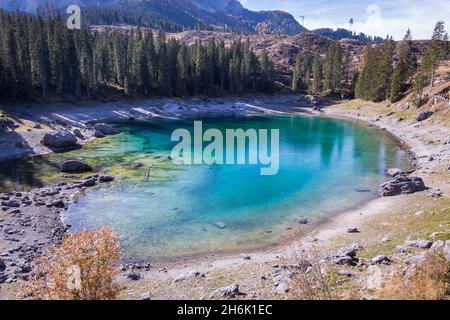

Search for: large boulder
xmin=379 ymin=176 xmax=427 ymax=197
xmin=41 ymin=131 xmax=77 ymax=149
xmin=61 ymin=160 xmax=92 ymax=173
xmin=92 ymin=123 xmax=114 ymax=135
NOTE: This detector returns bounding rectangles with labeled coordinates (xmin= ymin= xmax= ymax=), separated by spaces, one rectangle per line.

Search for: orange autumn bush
xmin=25 ymin=226 xmax=121 ymax=300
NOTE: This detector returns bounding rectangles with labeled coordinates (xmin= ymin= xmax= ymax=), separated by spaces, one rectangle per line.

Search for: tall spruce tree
xmin=389 ymin=29 xmax=416 ymax=102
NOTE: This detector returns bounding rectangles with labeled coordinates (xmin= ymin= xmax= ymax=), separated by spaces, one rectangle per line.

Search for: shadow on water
xmin=0 ymin=154 xmax=61 ymax=192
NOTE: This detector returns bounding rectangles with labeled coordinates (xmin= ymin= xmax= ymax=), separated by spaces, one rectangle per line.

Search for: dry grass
xmin=283 ymin=229 xmax=339 ymax=300
xmin=23 ymin=226 xmax=121 ymax=300
xmin=380 ymin=253 xmax=449 ymax=300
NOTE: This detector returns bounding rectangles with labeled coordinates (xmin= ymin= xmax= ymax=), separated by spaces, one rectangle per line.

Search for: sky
xmin=239 ymin=0 xmax=450 ymax=40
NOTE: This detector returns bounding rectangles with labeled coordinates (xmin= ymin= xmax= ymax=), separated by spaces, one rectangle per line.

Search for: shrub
xmin=380 ymin=253 xmax=449 ymax=300
xmin=24 ymin=226 xmax=121 ymax=300
xmin=283 ymin=229 xmax=339 ymax=300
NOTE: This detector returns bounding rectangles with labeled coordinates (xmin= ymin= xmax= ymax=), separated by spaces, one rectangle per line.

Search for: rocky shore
xmin=0 ymin=175 xmax=115 ymax=284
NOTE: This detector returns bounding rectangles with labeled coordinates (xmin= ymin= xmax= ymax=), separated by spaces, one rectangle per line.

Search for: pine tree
xmin=389 ymin=29 xmax=416 ymax=102
xmin=413 ymin=21 xmax=448 ymax=103
xmin=259 ymin=49 xmax=274 ymax=92
xmin=310 ymin=51 xmax=322 ymax=95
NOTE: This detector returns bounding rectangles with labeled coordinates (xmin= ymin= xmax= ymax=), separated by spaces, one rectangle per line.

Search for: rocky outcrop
xmin=60 ymin=160 xmax=93 ymax=173
xmin=41 ymin=131 xmax=77 ymax=149
xmin=378 ymin=175 xmax=427 ymax=196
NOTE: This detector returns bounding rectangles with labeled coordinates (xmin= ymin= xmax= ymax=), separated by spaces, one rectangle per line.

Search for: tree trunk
xmin=431 ymin=64 xmax=436 ymax=87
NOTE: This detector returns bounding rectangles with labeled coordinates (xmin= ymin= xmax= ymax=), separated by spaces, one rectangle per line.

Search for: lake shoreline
xmin=1 ymin=96 xmax=448 ymax=298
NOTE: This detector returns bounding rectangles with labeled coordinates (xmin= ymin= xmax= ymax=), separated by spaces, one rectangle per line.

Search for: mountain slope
xmin=0 ymin=0 xmax=307 ymax=35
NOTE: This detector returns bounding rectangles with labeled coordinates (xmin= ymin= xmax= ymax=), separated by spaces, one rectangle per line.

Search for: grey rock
xmin=73 ymin=129 xmax=85 ymax=140
xmin=92 ymin=123 xmax=114 ymax=135
xmin=332 ymin=255 xmax=354 ymax=265
xmin=99 ymin=175 xmax=115 ymax=183
xmin=378 ymin=176 xmax=427 ymax=196
xmin=0 ymin=258 xmax=6 ymax=272
xmin=127 ymin=271 xmax=141 ymax=281
xmin=213 ymin=284 xmax=240 ymax=299
xmin=371 ymin=255 xmax=390 ymax=265
xmin=174 ymin=270 xmax=205 ymax=282
xmin=61 ymin=160 xmax=93 ymax=173
xmin=213 ymin=221 xmax=227 ymax=229
xmin=94 ymin=130 xmax=105 ymax=138
xmin=404 ymin=239 xmax=433 ymax=249
xmin=51 ymin=199 xmax=65 ymax=208
xmin=81 ymin=178 xmax=96 ymax=187
xmin=273 ymin=280 xmax=290 ymax=293
xmin=347 ymin=228 xmax=360 ymax=233
xmin=338 ymin=243 xmax=361 ymax=258
xmin=428 ymin=188 xmax=443 ymax=198
xmin=139 ymin=292 xmax=151 ymax=300
xmin=416 ymin=111 xmax=433 ymax=122
xmin=338 ymin=269 xmax=353 ymax=277
xmin=2 ymin=200 xmax=20 ymax=208
xmin=395 ymin=245 xmax=407 ymax=254
xmin=386 ymin=168 xmax=404 ymax=177
xmin=430 ymin=240 xmax=445 ymax=253
xmin=41 ymin=131 xmax=77 ymax=149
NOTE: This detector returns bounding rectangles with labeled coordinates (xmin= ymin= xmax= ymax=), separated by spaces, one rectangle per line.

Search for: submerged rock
xmin=42 ymin=131 xmax=77 ymax=149
xmin=213 ymin=222 xmax=227 ymax=229
xmin=298 ymin=218 xmax=308 ymax=224
xmin=378 ymin=176 xmax=426 ymax=196
xmin=61 ymin=160 xmax=93 ymax=173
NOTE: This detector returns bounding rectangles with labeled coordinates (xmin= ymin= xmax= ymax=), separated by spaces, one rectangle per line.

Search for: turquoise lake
xmin=0 ymin=115 xmax=411 ymax=260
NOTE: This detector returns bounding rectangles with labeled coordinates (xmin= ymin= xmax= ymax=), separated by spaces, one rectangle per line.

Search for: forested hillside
xmin=290 ymin=22 xmax=449 ymax=104
xmin=0 ymin=10 xmax=276 ymax=101
xmin=0 ymin=0 xmax=307 ymax=35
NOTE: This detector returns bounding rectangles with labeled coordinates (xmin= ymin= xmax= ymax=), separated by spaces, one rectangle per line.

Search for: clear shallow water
xmin=0 ymin=115 xmax=410 ymax=260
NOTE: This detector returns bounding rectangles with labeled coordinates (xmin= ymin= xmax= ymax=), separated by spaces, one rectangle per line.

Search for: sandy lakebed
xmin=0 ymin=95 xmax=449 ymax=299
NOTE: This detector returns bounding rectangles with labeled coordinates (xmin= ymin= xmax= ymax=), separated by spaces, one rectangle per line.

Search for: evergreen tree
xmin=291 ymin=51 xmax=302 ymax=92
xmin=389 ymin=29 xmax=416 ymax=102
xmin=310 ymin=51 xmax=322 ymax=94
